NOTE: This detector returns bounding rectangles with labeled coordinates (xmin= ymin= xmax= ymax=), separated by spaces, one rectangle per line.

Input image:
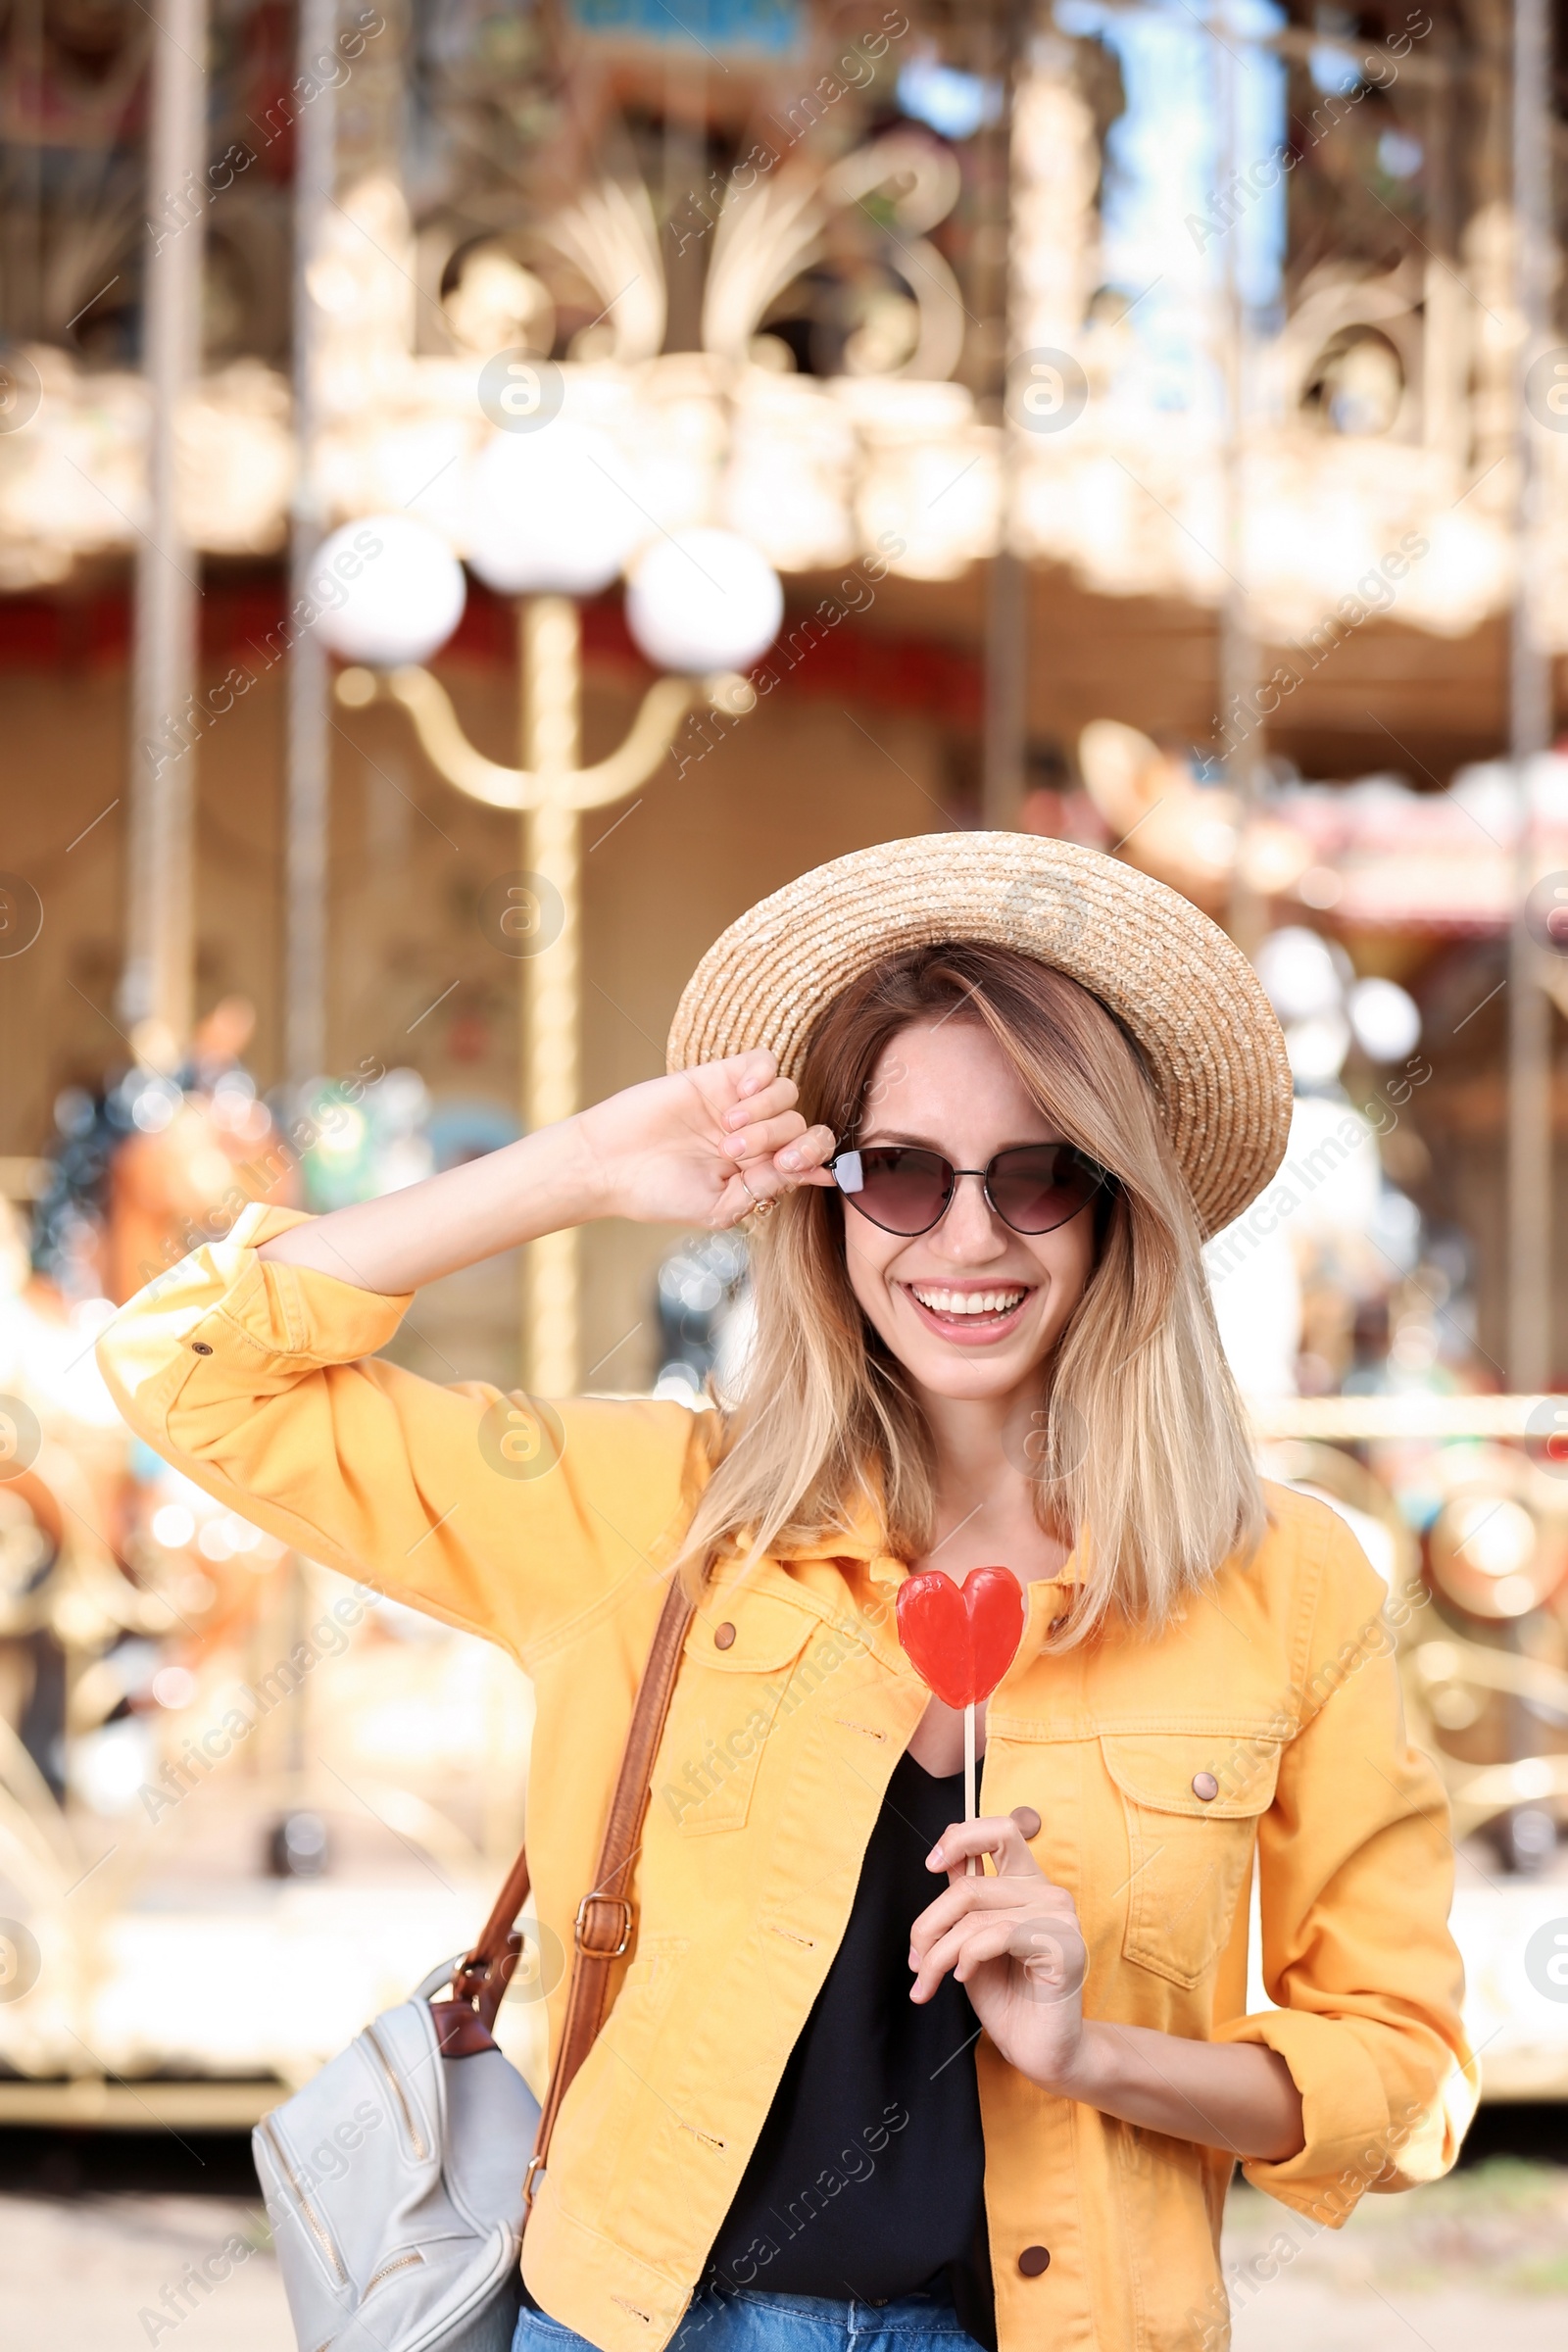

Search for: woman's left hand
xmin=908 ymin=1814 xmax=1088 ymax=2093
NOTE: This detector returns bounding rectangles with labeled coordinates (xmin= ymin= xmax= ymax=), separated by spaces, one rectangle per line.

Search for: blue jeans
xmin=512 ymin=2285 xmax=983 ymax=2352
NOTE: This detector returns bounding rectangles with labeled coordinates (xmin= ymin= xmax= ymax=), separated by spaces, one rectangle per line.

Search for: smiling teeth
xmin=909 ymin=1287 xmax=1028 ymax=1317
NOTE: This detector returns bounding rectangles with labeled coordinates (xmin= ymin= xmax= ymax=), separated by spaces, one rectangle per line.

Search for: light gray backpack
xmin=254 ymin=1583 xmax=692 ymax=2352
xmin=253 ymin=1947 xmax=540 ymax=2352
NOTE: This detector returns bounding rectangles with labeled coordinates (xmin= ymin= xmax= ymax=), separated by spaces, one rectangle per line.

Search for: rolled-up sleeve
xmin=96 ymin=1201 xmax=710 ymax=1666
xmin=1215 ymin=1514 xmax=1476 ymax=2220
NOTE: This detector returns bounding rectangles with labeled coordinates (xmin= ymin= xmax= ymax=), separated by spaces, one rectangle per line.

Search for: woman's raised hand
xmin=574 ymin=1050 xmax=837 ymax=1231
xmin=254 ymin=1050 xmax=834 ymax=1298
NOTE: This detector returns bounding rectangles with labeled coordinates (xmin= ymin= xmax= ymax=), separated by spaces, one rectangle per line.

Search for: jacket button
xmin=1018 ymin=2246 xmax=1051 ymax=2277
xmin=1010 ymin=1806 xmax=1042 ymax=1840
xmin=191 ymin=1342 xmax=214 ymax=1355
xmin=1192 ymin=1771 xmax=1219 ymax=1801
xmin=713 ymin=1622 xmax=736 ymax=1650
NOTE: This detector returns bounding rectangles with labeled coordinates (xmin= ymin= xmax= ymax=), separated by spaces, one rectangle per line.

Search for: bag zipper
xmin=260 ymin=2116 xmax=348 ymax=2288
xmin=363 ymin=2020 xmax=431 ymax=2161
xmin=366 ymin=2249 xmax=426 ymax=2295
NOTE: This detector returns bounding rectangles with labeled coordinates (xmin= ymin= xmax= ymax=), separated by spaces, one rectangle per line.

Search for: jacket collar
xmin=769 ymin=1495 xmax=1085 ymax=1682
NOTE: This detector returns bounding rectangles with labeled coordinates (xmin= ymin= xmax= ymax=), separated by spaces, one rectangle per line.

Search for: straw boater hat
xmin=667 ymin=832 xmax=1292 ymax=1239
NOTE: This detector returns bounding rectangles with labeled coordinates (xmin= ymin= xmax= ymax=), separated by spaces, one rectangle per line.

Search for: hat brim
xmin=666 ymin=832 xmax=1292 ymax=1238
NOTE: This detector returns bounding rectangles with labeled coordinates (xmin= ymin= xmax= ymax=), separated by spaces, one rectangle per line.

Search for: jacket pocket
xmin=654 ymin=1593 xmax=819 ymax=1836
xmin=1102 ymin=1732 xmax=1281 ymax=1990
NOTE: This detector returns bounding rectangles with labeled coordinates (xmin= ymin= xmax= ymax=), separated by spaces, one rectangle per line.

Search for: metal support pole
xmin=1219 ymin=9 xmax=1264 ymax=956
xmin=285 ymin=0 xmax=339 ymax=1091
xmin=1422 ymin=15 xmax=1464 ymax=466
xmin=983 ymin=553 xmax=1028 ymax=829
xmin=982 ymin=0 xmax=1030 ymax=829
xmin=521 ymin=598 xmax=582 ymax=1396
xmin=123 ymin=0 xmax=207 ymax=1046
xmin=338 ymin=605 xmax=748 ymax=1396
xmin=662 ymin=50 xmax=707 ymax=356
xmin=1508 ymin=0 xmax=1553 ymax=1393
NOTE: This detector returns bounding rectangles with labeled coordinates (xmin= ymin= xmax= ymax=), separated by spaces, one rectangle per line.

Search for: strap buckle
xmin=574 ymin=1890 xmax=633 ymax=1958
xmin=523 ymin=2154 xmax=546 ymax=2209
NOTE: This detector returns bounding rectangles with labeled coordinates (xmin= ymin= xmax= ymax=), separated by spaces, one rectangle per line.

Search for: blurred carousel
xmin=1244 ymin=1408 xmax=1568 ymax=2099
xmin=1044 ymin=710 xmax=1568 ymax=2094
xmin=0 ymin=1010 xmax=543 ymax=2127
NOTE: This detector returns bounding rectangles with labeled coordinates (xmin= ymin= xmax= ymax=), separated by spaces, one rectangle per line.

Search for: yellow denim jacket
xmin=99 ymin=1206 xmax=1474 ymax=2352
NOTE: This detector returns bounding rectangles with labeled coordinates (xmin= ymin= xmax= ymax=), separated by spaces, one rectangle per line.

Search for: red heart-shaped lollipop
xmin=895 ymin=1564 xmax=1026 ymax=1710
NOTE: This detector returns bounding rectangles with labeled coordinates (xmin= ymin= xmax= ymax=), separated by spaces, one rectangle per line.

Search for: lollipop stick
xmin=963 ymin=1699 xmax=977 ymax=1877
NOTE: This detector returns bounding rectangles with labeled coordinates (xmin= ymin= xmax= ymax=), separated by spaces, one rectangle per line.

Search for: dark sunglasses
xmin=827 ymin=1142 xmax=1110 ymax=1238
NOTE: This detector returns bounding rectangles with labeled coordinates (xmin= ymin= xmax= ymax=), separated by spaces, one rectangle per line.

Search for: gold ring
xmin=737 ymin=1170 xmax=775 ymax=1218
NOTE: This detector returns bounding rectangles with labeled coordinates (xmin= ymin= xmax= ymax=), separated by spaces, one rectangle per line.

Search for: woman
xmin=100 ymin=835 xmax=1472 ymax=2352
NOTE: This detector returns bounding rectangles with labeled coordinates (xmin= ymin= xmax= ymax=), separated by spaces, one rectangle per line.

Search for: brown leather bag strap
xmin=524 ymin=1573 xmax=694 ymax=2204
xmin=430 ymin=1577 xmax=693 ymax=2076
xmin=452 ymin=1844 xmax=535 ymax=2027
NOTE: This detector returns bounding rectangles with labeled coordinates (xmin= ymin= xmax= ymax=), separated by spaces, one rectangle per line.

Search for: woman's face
xmin=840 ymin=1020 xmax=1099 ymax=1404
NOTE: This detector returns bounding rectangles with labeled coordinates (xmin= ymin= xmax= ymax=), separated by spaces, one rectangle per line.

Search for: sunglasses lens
xmin=989 ymin=1146 xmax=1104 ymax=1233
xmin=840 ymin=1147 xmax=953 ymax=1234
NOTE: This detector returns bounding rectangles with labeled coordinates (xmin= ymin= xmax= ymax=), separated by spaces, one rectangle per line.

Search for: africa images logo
xmin=1524 ymin=1917 xmax=1568 ymax=2004
xmin=478 ymin=1395 xmax=566 ymax=1481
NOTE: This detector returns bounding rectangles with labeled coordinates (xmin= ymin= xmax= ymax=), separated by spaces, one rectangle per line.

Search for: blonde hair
xmin=678 ymin=943 xmax=1264 ymax=1642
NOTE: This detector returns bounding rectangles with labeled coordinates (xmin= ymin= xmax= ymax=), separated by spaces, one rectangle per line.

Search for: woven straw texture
xmin=666 ymin=832 xmax=1293 ymax=1238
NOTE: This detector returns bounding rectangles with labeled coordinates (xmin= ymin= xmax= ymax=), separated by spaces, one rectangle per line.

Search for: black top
xmin=704 ymin=1751 xmax=995 ymax=2347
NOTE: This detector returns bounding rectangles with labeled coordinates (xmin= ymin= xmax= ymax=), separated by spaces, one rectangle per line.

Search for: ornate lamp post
xmin=122 ymin=0 xmax=207 ymax=1047
xmin=317 ymin=426 xmax=782 ymax=1395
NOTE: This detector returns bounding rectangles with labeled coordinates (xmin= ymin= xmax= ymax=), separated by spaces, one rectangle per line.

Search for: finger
xmin=928 ymin=1814 xmax=1044 ymax=1881
xmin=720 ymin=1076 xmax=798 ymax=1132
xmin=773 ymin=1122 xmax=837 ymax=1177
xmin=913 ymin=1908 xmax=1079 ymax=2002
xmin=1017 ymin=1928 xmax=1079 ymax=1996
xmin=709 ymin=1172 xmax=768 ymax=1231
xmin=952 ymin=1917 xmax=1022 ymax=1987
xmin=727 ymin=1049 xmax=781 ymax=1097
xmin=709 ymin=1163 xmax=808 ymax=1227
xmin=909 ymin=1913 xmax=1017 ymax=2003
xmin=720 ymin=1109 xmax=808 ymax=1162
xmin=687 ymin=1052 xmax=782 ymax=1125
xmin=909 ymin=1875 xmax=1025 ymax=1958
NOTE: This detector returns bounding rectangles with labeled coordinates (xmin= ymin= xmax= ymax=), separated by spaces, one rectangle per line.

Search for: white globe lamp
xmin=1284 ymin=1012 xmax=1351 ymax=1089
xmin=315 ymin=515 xmax=466 ymax=668
xmin=625 ymin=528 xmax=783 ymax=675
xmin=330 ymin=495 xmax=778 ymax=1408
xmin=1254 ymin=925 xmax=1346 ymax=1024
xmin=466 ymin=424 xmax=643 ymax=597
xmin=1348 ymin=976 xmax=1421 ymax=1063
